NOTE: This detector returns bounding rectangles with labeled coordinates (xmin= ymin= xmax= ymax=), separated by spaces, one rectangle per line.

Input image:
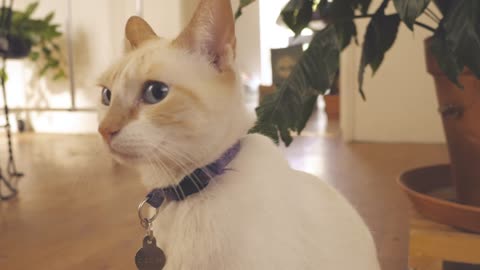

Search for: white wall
xmin=180 ymin=0 xmax=202 ymax=31
xmin=143 ymin=0 xmax=184 ymax=39
xmin=258 ymin=0 xmax=293 ymax=85
xmin=340 ymin=1 xmax=445 ymax=143
xmin=234 ymin=0 xmax=262 ymax=89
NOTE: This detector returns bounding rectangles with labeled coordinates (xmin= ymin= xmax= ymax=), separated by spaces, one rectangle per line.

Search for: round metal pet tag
xmin=135 ymin=236 xmax=166 ymax=270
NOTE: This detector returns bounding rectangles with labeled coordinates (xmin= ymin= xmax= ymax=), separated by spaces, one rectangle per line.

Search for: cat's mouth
xmin=109 ymin=147 xmax=143 ymax=162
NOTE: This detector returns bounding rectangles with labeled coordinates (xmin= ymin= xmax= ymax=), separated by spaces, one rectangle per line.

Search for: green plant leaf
xmin=249 ymin=26 xmax=339 ymax=145
xmin=393 ymin=0 xmax=431 ymax=30
xmin=317 ymin=0 xmax=354 ymax=19
xmin=235 ymin=0 xmax=256 ymax=20
xmin=8 ymin=2 xmax=65 ymax=79
xmin=48 ymin=59 xmax=59 ymax=68
xmin=52 ymin=43 xmax=61 ymax=52
xmin=358 ymin=11 xmax=400 ymax=99
xmin=443 ymin=0 xmax=480 ymax=79
xmin=317 ymin=0 xmax=373 ymax=19
xmin=429 ymin=26 xmax=463 ymax=87
xmin=53 ymin=69 xmax=66 ymax=80
xmin=433 ymin=0 xmax=451 ymax=16
xmin=23 ymin=2 xmax=39 ymax=18
xmin=42 ymin=46 xmax=51 ymax=56
xmin=0 ymin=68 xmax=8 ymax=83
xmin=281 ymin=0 xmax=314 ymax=36
xmin=335 ymin=21 xmax=357 ymax=50
xmin=315 ymin=0 xmax=358 ymax=49
xmin=352 ymin=0 xmax=372 ymax=15
xmin=39 ymin=65 xmax=48 ymax=76
xmin=29 ymin=51 xmax=40 ymax=61
xmin=44 ymin=12 xmax=54 ymax=23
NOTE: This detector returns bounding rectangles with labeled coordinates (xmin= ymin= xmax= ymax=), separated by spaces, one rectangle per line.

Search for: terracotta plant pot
xmin=398 ymin=164 xmax=480 ymax=233
xmin=324 ymin=94 xmax=339 ymax=120
xmin=425 ymin=38 xmax=480 ymax=206
xmin=258 ymin=85 xmax=276 ymax=103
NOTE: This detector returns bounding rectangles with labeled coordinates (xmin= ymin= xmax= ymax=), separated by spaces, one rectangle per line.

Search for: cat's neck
xmin=139 ymin=136 xmax=243 ymax=189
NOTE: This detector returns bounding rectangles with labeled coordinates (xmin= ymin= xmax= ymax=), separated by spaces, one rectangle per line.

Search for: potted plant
xmin=324 ymin=71 xmax=340 ymax=119
xmin=0 ymin=2 xmax=65 ymax=80
xmin=237 ymin=0 xmax=480 ymax=211
xmin=0 ymin=2 xmax=65 ymax=188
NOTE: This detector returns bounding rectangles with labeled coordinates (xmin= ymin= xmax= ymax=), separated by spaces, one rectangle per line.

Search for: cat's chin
xmin=109 ymin=148 xmax=144 ymax=165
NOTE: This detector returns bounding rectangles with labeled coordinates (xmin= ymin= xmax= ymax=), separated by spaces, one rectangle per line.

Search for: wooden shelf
xmin=409 ymin=213 xmax=480 ymax=269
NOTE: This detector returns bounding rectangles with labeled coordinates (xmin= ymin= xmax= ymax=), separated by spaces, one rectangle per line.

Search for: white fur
xmin=98 ymin=26 xmax=380 ymax=270
xmin=152 ymin=134 xmax=381 ymax=270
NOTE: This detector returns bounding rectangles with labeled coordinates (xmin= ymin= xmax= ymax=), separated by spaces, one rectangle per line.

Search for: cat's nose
xmin=98 ymin=126 xmax=120 ymax=144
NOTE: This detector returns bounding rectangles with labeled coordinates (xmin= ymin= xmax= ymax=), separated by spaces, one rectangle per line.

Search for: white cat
xmin=97 ymin=0 xmax=381 ymax=269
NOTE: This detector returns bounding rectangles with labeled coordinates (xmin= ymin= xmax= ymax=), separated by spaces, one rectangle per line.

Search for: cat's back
xmin=227 ymin=134 xmax=381 ymax=269
xmin=159 ymin=134 xmax=380 ymax=270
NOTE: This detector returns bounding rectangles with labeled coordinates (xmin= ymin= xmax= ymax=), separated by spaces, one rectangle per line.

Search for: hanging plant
xmin=0 ymin=2 xmax=66 ymax=80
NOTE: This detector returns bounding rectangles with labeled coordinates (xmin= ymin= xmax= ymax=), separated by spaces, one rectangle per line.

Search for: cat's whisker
xmin=146 ymin=148 xmax=187 ymax=200
xmin=144 ymin=143 xmax=197 ymax=199
xmin=107 ymin=132 xmax=213 ymax=200
xmin=164 ymin=155 xmax=208 ymax=200
xmin=162 ymin=145 xmax=237 ymax=207
xmin=144 ymin=141 xmax=220 ymax=205
xmin=157 ymin=143 xmax=227 ymax=190
xmin=137 ymin=142 xmax=187 ymax=202
xmin=146 ymin=154 xmax=183 ymax=200
xmin=146 ymin=142 xmax=207 ymax=194
xmin=167 ymin=145 xmax=225 ymax=192
xmin=169 ymin=150 xmax=215 ymax=193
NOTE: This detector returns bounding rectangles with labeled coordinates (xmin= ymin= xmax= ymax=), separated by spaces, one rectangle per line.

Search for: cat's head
xmin=97 ymin=0 xmax=252 ymax=187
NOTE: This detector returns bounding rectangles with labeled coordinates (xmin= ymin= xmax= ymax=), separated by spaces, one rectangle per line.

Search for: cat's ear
xmin=125 ymin=16 xmax=157 ymax=48
xmin=173 ymin=0 xmax=236 ymax=72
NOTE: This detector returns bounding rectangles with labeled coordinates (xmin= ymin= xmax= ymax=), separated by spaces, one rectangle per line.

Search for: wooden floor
xmin=0 ymin=119 xmax=449 ymax=270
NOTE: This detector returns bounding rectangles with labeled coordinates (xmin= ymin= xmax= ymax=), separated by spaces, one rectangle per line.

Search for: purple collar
xmin=145 ymin=142 xmax=241 ymax=208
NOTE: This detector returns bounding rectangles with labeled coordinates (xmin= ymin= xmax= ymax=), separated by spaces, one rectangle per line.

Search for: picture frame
xmin=270 ymin=45 xmax=303 ymax=87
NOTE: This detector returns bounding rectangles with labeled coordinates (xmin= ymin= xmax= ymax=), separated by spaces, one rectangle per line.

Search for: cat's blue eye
xmin=101 ymin=87 xmax=111 ymax=106
xmin=143 ymin=81 xmax=169 ymax=104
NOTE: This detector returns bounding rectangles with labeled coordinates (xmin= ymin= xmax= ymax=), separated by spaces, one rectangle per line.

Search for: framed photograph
xmin=270 ymin=45 xmax=303 ymax=87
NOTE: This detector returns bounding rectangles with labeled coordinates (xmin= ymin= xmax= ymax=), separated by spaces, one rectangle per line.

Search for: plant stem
xmin=424 ymin=10 xmax=440 ymax=23
xmin=414 ymin=21 xmax=436 ymax=32
xmin=426 ymin=7 xmax=441 ymax=22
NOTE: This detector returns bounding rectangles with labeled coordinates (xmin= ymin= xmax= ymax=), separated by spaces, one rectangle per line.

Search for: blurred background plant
xmin=0 ymin=1 xmax=66 ymax=81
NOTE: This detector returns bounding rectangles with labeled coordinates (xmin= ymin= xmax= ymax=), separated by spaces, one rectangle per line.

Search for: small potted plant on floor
xmin=237 ymin=0 xmax=480 ymax=230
